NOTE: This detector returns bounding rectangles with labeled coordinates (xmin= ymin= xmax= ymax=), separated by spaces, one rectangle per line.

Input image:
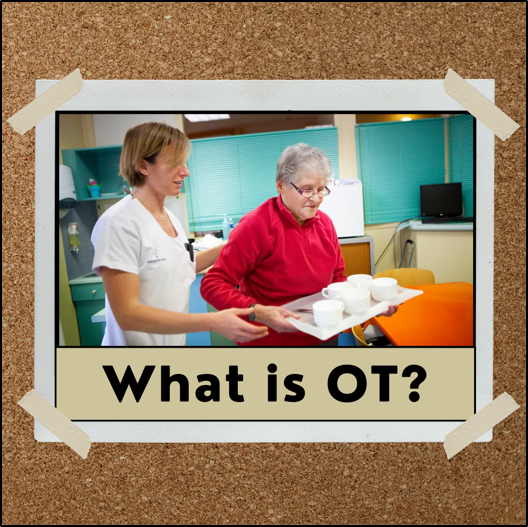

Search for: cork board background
xmin=2 ymin=2 xmax=525 ymax=525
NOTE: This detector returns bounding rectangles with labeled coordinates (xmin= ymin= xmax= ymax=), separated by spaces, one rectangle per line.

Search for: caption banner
xmin=57 ymin=348 xmax=474 ymax=421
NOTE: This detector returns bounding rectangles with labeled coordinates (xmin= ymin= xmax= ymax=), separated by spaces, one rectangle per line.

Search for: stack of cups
xmin=313 ymin=276 xmax=373 ymax=328
xmin=312 ymin=274 xmax=399 ymax=328
xmin=342 ymin=275 xmax=373 ymax=316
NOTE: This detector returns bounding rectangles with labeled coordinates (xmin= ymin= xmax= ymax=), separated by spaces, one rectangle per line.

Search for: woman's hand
xmin=379 ymin=305 xmax=399 ymax=317
xmin=254 ymin=305 xmax=301 ymax=333
xmin=211 ymin=307 xmax=269 ymax=343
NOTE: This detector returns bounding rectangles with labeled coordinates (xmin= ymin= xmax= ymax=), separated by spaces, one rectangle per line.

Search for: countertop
xmin=92 ymin=308 xmax=106 ymax=323
xmin=69 ymin=272 xmax=103 ymax=286
xmin=397 ymin=220 xmax=473 ymax=233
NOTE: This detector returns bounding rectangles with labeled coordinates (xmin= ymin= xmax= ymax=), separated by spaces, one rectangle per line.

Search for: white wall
xmin=334 ymin=114 xmax=358 ymax=180
xmin=92 ymin=114 xmax=191 ymax=235
xmin=93 ymin=114 xmax=181 ymax=147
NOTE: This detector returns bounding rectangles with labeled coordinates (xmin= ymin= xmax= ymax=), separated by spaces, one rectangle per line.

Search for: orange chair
xmin=352 ymin=325 xmax=372 ymax=347
xmin=373 ymin=268 xmax=435 ymax=287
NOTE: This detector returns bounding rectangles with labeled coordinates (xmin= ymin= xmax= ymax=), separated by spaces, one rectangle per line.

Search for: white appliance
xmin=59 ymin=165 xmax=77 ymax=219
xmin=318 ymin=179 xmax=365 ymax=237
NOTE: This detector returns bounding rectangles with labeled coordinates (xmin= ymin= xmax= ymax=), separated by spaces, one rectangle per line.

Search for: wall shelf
xmin=62 ymin=144 xmax=124 ymax=202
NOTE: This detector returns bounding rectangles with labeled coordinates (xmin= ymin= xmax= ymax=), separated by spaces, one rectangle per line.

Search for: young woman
xmin=91 ymin=121 xmax=269 ymax=346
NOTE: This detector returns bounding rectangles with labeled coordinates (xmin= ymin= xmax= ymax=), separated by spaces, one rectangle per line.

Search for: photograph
xmin=57 ymin=111 xmax=475 ymax=348
xmin=5 ymin=2 xmax=523 ymax=524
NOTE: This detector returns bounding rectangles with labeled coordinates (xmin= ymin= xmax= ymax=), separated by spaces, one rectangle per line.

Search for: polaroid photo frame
xmin=35 ymin=80 xmax=493 ymax=442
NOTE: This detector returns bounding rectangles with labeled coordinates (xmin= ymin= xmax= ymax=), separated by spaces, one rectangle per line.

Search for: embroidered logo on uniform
xmin=147 ymin=248 xmax=166 ymax=264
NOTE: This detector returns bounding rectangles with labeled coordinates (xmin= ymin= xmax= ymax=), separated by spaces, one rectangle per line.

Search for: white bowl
xmin=370 ymin=277 xmax=398 ymax=301
xmin=313 ymin=299 xmax=344 ymax=328
xmin=347 ymin=274 xmax=373 ymax=289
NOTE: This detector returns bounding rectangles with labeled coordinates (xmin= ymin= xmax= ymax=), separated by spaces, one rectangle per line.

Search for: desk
xmin=365 ymin=282 xmax=474 ymax=346
xmin=397 ymin=223 xmax=473 ymax=284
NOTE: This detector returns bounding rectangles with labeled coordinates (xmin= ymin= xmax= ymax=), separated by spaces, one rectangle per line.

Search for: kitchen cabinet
xmin=62 ymin=145 xmax=128 ymax=202
xmin=339 ymin=236 xmax=375 ymax=276
xmin=69 ymin=274 xmax=105 ymax=346
xmin=62 ymin=144 xmax=184 ymax=202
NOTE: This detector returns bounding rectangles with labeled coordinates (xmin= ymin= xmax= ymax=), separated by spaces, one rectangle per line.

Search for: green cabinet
xmin=71 ymin=282 xmax=105 ymax=346
xmin=62 ymin=143 xmax=183 ymax=202
xmin=62 ymin=144 xmax=127 ymax=202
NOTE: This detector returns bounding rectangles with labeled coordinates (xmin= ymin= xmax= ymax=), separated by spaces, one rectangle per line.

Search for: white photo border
xmin=35 ymin=80 xmax=494 ymax=442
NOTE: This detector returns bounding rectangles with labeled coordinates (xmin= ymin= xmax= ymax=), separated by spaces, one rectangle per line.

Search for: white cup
xmin=313 ymin=299 xmax=344 ymax=328
xmin=347 ymin=274 xmax=373 ymax=289
xmin=370 ymin=277 xmax=398 ymax=302
xmin=341 ymin=287 xmax=371 ymax=315
xmin=321 ymin=282 xmax=353 ymax=300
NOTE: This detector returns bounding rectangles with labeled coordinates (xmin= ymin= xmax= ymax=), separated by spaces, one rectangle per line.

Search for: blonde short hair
xmin=119 ymin=121 xmax=192 ymax=187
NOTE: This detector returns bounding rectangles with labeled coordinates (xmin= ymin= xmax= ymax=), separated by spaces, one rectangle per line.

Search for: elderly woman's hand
xmin=379 ymin=305 xmax=399 ymax=317
xmin=254 ymin=305 xmax=301 ymax=333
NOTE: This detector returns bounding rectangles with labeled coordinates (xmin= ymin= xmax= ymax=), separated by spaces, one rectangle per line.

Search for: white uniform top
xmin=91 ymin=195 xmax=196 ymax=346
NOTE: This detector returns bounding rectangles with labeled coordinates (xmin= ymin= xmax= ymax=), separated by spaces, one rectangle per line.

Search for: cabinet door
xmin=71 ymin=282 xmax=105 ymax=302
xmin=75 ymin=299 xmax=105 ymax=346
xmin=340 ymin=242 xmax=372 ymax=276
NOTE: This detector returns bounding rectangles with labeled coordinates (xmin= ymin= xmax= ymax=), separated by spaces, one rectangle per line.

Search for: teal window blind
xmin=448 ymin=114 xmax=474 ymax=217
xmin=356 ymin=118 xmax=446 ymax=224
xmin=185 ymin=127 xmax=339 ymax=233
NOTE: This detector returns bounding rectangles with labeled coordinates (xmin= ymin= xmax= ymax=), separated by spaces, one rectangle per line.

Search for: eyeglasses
xmin=290 ymin=182 xmax=331 ymax=198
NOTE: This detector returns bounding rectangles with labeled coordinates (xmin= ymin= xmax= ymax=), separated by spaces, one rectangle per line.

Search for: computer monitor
xmin=420 ymin=183 xmax=463 ymax=217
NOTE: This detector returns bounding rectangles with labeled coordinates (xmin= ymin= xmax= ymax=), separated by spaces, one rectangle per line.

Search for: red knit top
xmin=200 ymin=196 xmax=347 ymax=346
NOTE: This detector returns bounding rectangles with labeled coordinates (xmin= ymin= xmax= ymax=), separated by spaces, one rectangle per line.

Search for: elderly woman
xmin=201 ymin=143 xmax=397 ymax=347
xmin=91 ymin=121 xmax=268 ymax=346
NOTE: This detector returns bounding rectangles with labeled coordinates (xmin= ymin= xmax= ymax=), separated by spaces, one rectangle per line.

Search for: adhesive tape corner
xmin=444 ymin=392 xmax=520 ymax=460
xmin=444 ymin=68 xmax=520 ymax=141
xmin=7 ymin=68 xmax=83 ymax=135
xmin=17 ymin=389 xmax=91 ymax=459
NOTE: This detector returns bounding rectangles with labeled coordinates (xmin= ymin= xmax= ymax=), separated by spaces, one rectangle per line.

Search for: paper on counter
xmin=193 ymin=234 xmax=224 ymax=251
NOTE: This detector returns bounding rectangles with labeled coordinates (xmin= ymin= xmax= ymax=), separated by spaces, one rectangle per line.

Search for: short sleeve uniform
xmin=91 ymin=195 xmax=196 ymax=346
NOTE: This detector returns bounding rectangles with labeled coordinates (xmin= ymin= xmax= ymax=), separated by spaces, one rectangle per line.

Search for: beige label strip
xmin=18 ymin=390 xmax=91 ymax=459
xmin=7 ymin=68 xmax=83 ymax=135
xmin=444 ymin=68 xmax=520 ymax=141
xmin=444 ymin=392 xmax=519 ymax=459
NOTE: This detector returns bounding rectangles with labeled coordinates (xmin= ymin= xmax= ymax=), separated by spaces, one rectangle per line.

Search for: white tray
xmin=283 ymin=286 xmax=423 ymax=341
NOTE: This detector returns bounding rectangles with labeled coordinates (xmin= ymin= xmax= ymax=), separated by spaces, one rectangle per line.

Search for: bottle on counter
xmin=221 ymin=214 xmax=230 ymax=241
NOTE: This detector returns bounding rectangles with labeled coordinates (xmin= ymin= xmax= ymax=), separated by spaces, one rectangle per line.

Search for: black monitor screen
xmin=420 ymin=183 xmax=463 ymax=217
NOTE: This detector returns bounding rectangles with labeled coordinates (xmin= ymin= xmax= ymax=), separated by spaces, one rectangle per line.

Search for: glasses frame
xmin=290 ymin=182 xmax=331 ymax=198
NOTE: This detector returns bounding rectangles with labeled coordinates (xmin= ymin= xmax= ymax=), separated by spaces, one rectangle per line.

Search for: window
xmin=356 ymin=118 xmax=446 ymax=224
xmin=448 ymin=114 xmax=475 ymax=217
xmin=185 ymin=127 xmax=339 ymax=233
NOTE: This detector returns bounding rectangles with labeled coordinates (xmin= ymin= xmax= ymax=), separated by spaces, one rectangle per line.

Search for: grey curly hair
xmin=276 ymin=143 xmax=334 ymax=186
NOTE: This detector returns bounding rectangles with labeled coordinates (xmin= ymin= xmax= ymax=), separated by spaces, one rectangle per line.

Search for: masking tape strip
xmin=444 ymin=68 xmax=520 ymax=141
xmin=18 ymin=390 xmax=91 ymax=459
xmin=444 ymin=392 xmax=519 ymax=460
xmin=7 ymin=68 xmax=83 ymax=135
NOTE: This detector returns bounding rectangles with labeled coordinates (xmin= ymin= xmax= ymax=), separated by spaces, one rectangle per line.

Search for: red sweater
xmin=200 ymin=196 xmax=347 ymax=346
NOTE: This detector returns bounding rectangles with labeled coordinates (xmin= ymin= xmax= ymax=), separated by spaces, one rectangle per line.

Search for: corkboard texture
xmin=2 ymin=2 xmax=526 ymax=525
